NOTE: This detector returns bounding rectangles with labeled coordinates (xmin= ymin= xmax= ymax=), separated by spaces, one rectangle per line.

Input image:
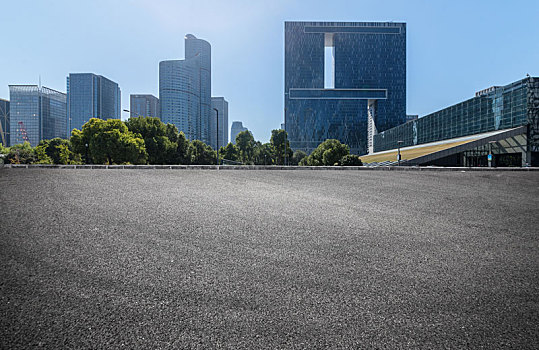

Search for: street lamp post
xmin=213 ymin=107 xmax=219 ymax=167
xmin=123 ymin=109 xmax=142 ymax=119
xmin=397 ymin=140 xmax=404 ymax=166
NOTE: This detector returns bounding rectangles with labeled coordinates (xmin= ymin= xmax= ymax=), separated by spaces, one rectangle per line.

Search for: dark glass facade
xmin=284 ymin=21 xmax=406 ymax=155
xmin=211 ymin=97 xmax=228 ymax=149
xmin=0 ymin=99 xmax=9 ymax=147
xmin=374 ymin=77 xmax=539 ymax=152
xmin=9 ymin=85 xmax=67 ymax=147
xmin=130 ymin=94 xmax=159 ymax=118
xmin=160 ymin=34 xmax=211 ymax=144
xmin=67 ymin=73 xmax=121 ymax=133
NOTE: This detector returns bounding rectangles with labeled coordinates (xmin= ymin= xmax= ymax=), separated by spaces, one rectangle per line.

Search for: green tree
xmin=6 ymin=142 xmax=36 ymax=164
xmin=70 ymin=118 xmax=147 ymax=165
xmin=270 ymin=129 xmax=292 ymax=165
xmin=36 ymin=138 xmax=79 ymax=164
xmin=235 ymin=130 xmax=256 ymax=164
xmin=219 ymin=142 xmax=240 ymax=163
xmin=175 ymin=131 xmax=189 ymax=164
xmin=188 ymin=140 xmax=217 ymax=165
xmin=165 ymin=123 xmax=180 ymax=143
xmin=125 ymin=116 xmax=177 ymax=164
xmin=253 ymin=142 xmax=274 ymax=165
xmin=340 ymin=154 xmax=363 ymax=166
xmin=291 ymin=150 xmax=307 ymax=166
xmin=301 ymin=139 xmax=350 ymax=166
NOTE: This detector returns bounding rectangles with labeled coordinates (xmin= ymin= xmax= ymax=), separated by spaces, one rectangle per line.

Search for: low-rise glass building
xmin=364 ymin=77 xmax=539 ymax=167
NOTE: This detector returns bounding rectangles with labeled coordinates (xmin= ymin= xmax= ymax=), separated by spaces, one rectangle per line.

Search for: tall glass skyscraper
xmin=9 ymin=85 xmax=67 ymax=147
xmin=67 ymin=73 xmax=121 ymax=133
xmin=130 ymin=94 xmax=159 ymax=118
xmin=159 ymin=34 xmax=211 ymax=144
xmin=211 ymin=97 xmax=228 ymax=149
xmin=284 ymin=21 xmax=406 ymax=155
xmin=230 ymin=121 xmax=247 ymax=145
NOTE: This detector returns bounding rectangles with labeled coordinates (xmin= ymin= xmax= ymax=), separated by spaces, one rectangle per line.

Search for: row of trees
xmin=1 ymin=116 xmax=362 ymax=166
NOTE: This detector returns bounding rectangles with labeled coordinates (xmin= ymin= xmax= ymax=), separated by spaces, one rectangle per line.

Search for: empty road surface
xmin=1 ymin=169 xmax=538 ymax=349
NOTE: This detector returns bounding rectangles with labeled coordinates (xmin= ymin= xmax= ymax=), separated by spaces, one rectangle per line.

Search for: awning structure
xmin=360 ymin=126 xmax=527 ymax=165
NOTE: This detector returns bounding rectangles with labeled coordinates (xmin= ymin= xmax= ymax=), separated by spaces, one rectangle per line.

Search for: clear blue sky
xmin=1 ymin=0 xmax=538 ymax=143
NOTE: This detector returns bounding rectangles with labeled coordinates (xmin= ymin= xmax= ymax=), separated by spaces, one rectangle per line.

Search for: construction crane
xmin=18 ymin=121 xmax=30 ymax=143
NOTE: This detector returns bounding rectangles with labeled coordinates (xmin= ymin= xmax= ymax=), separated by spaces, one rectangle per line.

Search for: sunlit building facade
xmin=159 ymin=34 xmax=211 ymax=144
xmin=284 ymin=21 xmax=406 ymax=155
xmin=362 ymin=77 xmax=539 ymax=167
xmin=67 ymin=73 xmax=121 ymax=133
xmin=9 ymin=85 xmax=67 ymax=147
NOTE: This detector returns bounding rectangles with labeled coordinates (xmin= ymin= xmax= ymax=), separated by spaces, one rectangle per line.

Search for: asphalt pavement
xmin=1 ymin=169 xmax=538 ymax=349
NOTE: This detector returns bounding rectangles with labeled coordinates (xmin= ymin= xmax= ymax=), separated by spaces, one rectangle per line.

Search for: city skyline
xmin=1 ymin=0 xmax=538 ymax=143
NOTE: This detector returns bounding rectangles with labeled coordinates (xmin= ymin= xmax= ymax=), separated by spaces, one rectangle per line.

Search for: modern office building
xmin=211 ymin=97 xmax=228 ymax=149
xmin=284 ymin=21 xmax=406 ymax=155
xmin=130 ymin=94 xmax=159 ymax=118
xmin=230 ymin=121 xmax=247 ymax=145
xmin=159 ymin=34 xmax=211 ymax=144
xmin=0 ymin=99 xmax=9 ymax=147
xmin=9 ymin=85 xmax=67 ymax=147
xmin=361 ymin=77 xmax=539 ymax=167
xmin=67 ymin=73 xmax=121 ymax=133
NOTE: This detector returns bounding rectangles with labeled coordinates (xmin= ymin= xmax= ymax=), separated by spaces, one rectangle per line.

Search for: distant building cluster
xmin=1 ymin=34 xmax=232 ymax=149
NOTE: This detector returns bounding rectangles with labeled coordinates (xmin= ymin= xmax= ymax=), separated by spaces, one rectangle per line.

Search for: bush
xmin=291 ymin=150 xmax=307 ymax=165
xmin=340 ymin=154 xmax=363 ymax=166
xmin=7 ymin=142 xmax=36 ymax=164
xmin=300 ymin=139 xmax=350 ymax=166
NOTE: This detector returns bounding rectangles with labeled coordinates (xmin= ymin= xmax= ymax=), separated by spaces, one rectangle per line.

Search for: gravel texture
xmin=1 ymin=169 xmax=538 ymax=349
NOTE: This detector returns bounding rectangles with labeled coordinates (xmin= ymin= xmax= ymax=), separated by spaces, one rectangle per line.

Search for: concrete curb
xmin=2 ymin=163 xmax=539 ymax=171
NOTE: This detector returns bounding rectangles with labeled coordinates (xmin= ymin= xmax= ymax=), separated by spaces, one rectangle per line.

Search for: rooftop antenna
xmin=39 ymin=75 xmax=41 ymax=89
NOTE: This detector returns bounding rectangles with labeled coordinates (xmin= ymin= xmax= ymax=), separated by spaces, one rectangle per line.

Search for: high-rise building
xmin=284 ymin=21 xmax=406 ymax=155
xmin=0 ymin=98 xmax=9 ymax=147
xmin=67 ymin=73 xmax=121 ymax=133
xmin=159 ymin=34 xmax=211 ymax=144
xmin=9 ymin=85 xmax=67 ymax=147
xmin=130 ymin=94 xmax=159 ymax=118
xmin=211 ymin=97 xmax=228 ymax=150
xmin=230 ymin=121 xmax=247 ymax=145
